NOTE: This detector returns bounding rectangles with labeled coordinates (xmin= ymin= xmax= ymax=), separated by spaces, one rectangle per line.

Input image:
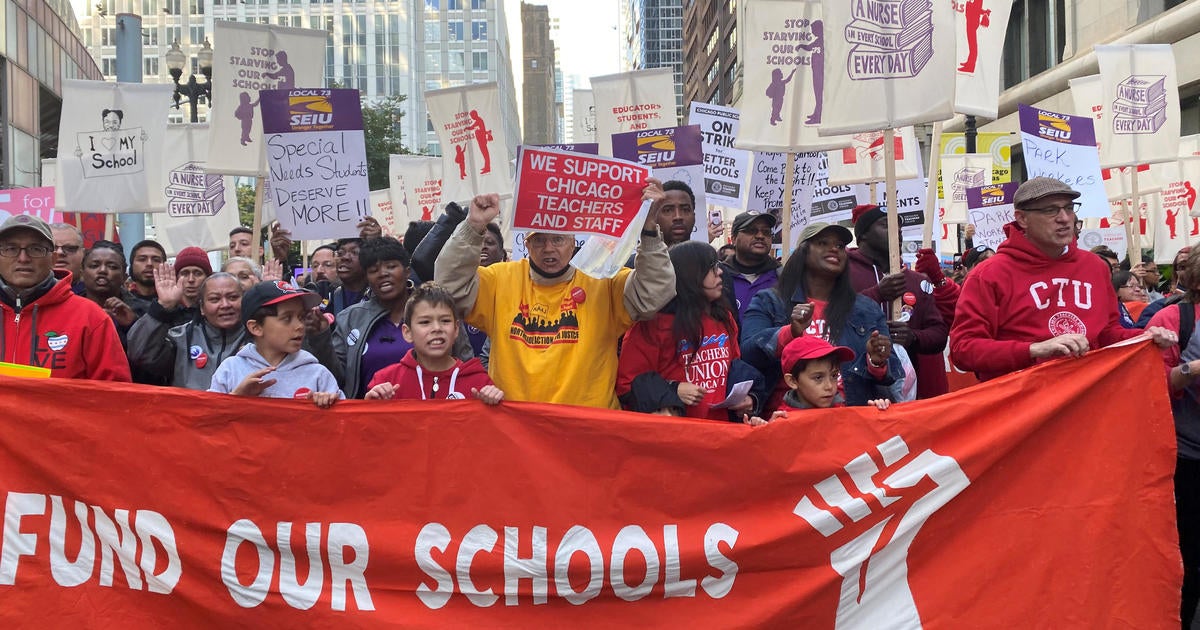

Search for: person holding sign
xmin=434 ymin=182 xmax=676 ymax=409
xmin=950 ymin=177 xmax=1177 ymax=381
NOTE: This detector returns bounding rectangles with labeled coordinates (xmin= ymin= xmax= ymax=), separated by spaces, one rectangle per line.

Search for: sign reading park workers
xmin=965 ymin=182 xmax=1019 ymax=251
xmin=261 ymin=88 xmax=370 ymax=241
xmin=1018 ymin=104 xmax=1108 ymax=218
xmin=0 ymin=341 xmax=1179 ymax=626
xmin=511 ymin=148 xmax=648 ymax=238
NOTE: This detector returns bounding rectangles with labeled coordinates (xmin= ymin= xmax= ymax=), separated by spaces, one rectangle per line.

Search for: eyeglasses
xmin=526 ymin=234 xmax=571 ymax=248
xmin=54 ymin=244 xmax=82 ymax=255
xmin=0 ymin=244 xmax=54 ymax=258
xmin=1022 ymin=202 xmax=1081 ymax=217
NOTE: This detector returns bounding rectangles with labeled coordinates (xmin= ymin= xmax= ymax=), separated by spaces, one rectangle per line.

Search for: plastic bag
xmin=570 ymin=200 xmax=650 ymax=279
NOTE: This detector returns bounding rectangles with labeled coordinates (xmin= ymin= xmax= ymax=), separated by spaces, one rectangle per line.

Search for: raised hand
xmin=153 ymin=263 xmax=184 ymax=310
xmin=790 ymin=302 xmax=815 ymax=338
xmin=467 ymin=193 xmax=501 ymax=233
xmin=261 ymin=259 xmax=284 ymax=283
xmin=231 ymin=367 xmax=277 ymax=397
xmin=303 ymin=306 xmax=329 ymax=336
xmin=641 ymin=178 xmax=666 ymax=233
xmin=269 ymin=222 xmax=293 ymax=261
xmin=356 ymin=216 xmax=382 ymax=241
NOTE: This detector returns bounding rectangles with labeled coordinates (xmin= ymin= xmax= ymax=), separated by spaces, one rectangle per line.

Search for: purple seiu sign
xmin=260 ymin=89 xmax=364 ymax=134
xmin=611 ymin=125 xmax=705 ymax=168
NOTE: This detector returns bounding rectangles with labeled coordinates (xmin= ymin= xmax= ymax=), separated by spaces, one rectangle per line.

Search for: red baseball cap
xmin=781 ymin=335 xmax=856 ymax=374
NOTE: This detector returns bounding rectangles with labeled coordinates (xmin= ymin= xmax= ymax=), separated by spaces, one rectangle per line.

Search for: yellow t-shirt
xmin=468 ymin=260 xmax=634 ymax=408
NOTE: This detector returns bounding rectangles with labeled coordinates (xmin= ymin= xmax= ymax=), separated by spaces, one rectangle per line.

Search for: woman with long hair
xmin=618 ymin=241 xmax=754 ymax=420
xmin=741 ymin=223 xmax=902 ymax=411
xmin=1113 ymin=268 xmax=1150 ymax=327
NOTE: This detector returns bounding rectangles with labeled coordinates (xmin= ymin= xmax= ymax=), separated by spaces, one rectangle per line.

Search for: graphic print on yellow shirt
xmin=510 ymin=290 xmax=584 ymax=348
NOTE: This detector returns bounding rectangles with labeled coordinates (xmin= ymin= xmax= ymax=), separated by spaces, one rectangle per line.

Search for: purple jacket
xmin=719 ymin=260 xmax=779 ymax=323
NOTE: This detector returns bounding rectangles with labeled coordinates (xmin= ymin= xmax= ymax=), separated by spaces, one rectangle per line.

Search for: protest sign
xmin=937 ymin=131 xmax=1011 ymax=202
xmin=826 ymin=127 xmax=921 ymax=186
xmin=0 ymin=341 xmax=1177 ymax=627
xmin=590 ymin=68 xmax=677 ymax=156
xmin=1078 ymin=226 xmax=1129 ymax=262
xmin=818 ymin=0 xmax=957 ymax=134
xmin=56 ymin=80 xmax=173 ymax=213
xmin=1017 ymin=104 xmax=1107 ymax=218
xmin=572 ymin=89 xmax=597 ymax=143
xmin=538 ymin=143 xmax=600 ymax=154
xmin=1095 ymin=44 xmax=1181 ymax=168
xmin=0 ymin=187 xmax=56 ymax=223
xmin=964 ymin=182 xmax=1018 ymax=251
xmin=206 ymin=21 xmax=327 ymax=176
xmin=511 ymin=147 xmax=648 ymax=238
xmin=939 ymin=153 xmax=994 ymax=223
xmin=368 ymin=190 xmax=400 ymax=237
xmin=149 ymin=125 xmax=240 ymax=255
xmin=687 ymin=102 xmax=751 ymax=208
xmin=1102 ymin=163 xmax=1159 ymax=201
xmin=738 ymin=0 xmax=851 ymax=151
xmin=808 ymin=152 xmax=858 ymax=225
xmin=612 ymin=125 xmax=708 ymax=241
xmin=1069 ymin=74 xmax=1104 ymax=128
xmin=952 ymin=0 xmax=1014 ymax=118
xmin=1149 ymin=188 xmax=1192 ymax=264
xmin=748 ymin=151 xmax=819 ymax=247
xmin=426 ymin=83 xmax=513 ymax=202
xmin=852 ymin=177 xmax=929 ymax=260
xmin=261 ymin=89 xmax=370 ymax=241
xmin=388 ymin=155 xmax=443 ymax=222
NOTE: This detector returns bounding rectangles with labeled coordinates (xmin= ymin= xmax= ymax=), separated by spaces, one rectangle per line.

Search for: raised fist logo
xmin=793 ymin=436 xmax=970 ymax=629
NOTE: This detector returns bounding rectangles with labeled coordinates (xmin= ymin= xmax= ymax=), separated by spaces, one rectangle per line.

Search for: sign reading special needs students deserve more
xmin=511 ymin=147 xmax=649 ymax=238
xmin=260 ymin=89 xmax=370 ymax=241
xmin=612 ymin=125 xmax=710 ymax=242
xmin=1018 ymin=104 xmax=1108 ymax=218
xmin=965 ymin=182 xmax=1019 ymax=251
xmin=687 ymin=102 xmax=752 ymax=208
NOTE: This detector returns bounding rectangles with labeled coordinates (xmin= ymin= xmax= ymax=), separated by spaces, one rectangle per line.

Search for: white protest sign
xmin=940 ymin=153 xmax=994 ymax=223
xmin=388 ymin=155 xmax=443 ymax=222
xmin=426 ymin=82 xmax=513 ymax=203
xmin=261 ymin=89 xmax=370 ymax=241
xmin=808 ymin=151 xmax=859 ymax=225
xmin=206 ymin=21 xmax=327 ymax=176
xmin=964 ymin=182 xmax=1018 ymax=252
xmin=148 ymin=124 xmax=240 ymax=255
xmin=952 ymin=0 xmax=1015 ymax=119
xmin=56 ymin=80 xmax=173 ymax=213
xmin=1078 ymin=226 xmax=1128 ymax=261
xmin=852 ymin=177 xmax=929 ymax=262
xmin=687 ymin=102 xmax=751 ymax=208
xmin=748 ymin=151 xmax=819 ymax=249
xmin=590 ymin=68 xmax=677 ymax=156
xmin=1095 ymin=44 xmax=1181 ymax=168
xmin=826 ymin=127 xmax=921 ymax=186
xmin=1018 ymin=105 xmax=1108 ymax=219
xmin=572 ymin=89 xmax=597 ymax=143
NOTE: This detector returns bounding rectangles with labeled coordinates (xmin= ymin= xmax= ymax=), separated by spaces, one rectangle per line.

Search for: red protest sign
xmin=512 ymin=147 xmax=648 ymax=238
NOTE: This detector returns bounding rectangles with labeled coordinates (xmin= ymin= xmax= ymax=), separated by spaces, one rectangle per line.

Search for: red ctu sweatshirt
xmin=950 ymin=222 xmax=1138 ymax=381
xmin=366 ymin=349 xmax=494 ymax=400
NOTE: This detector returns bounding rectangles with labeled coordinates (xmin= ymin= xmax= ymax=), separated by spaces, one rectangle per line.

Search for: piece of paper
xmin=712 ymin=380 xmax=754 ymax=409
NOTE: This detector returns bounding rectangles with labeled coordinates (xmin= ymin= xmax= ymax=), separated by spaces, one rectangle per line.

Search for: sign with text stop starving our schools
xmin=511 ymin=148 xmax=649 ymax=239
xmin=261 ymin=89 xmax=370 ymax=241
xmin=1018 ymin=104 xmax=1108 ymax=219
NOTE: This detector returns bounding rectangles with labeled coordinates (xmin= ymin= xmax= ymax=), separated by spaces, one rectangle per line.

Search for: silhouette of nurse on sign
xmin=766 ymin=68 xmax=797 ymax=127
xmin=796 ymin=19 xmax=824 ymax=124
xmin=466 ymin=110 xmax=493 ymax=175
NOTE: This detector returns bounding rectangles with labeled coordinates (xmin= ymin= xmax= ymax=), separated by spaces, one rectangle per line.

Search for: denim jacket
xmin=740 ymin=288 xmax=904 ymax=406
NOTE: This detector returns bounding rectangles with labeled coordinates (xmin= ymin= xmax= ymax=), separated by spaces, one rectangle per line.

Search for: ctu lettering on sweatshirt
xmin=1028 ymin=279 xmax=1093 ymax=310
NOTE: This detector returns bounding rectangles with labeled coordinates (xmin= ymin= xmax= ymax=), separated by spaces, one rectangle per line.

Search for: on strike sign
xmin=512 ymin=147 xmax=648 ymax=238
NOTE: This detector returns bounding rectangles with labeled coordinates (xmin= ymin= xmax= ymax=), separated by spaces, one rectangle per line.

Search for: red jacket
xmin=846 ymin=249 xmax=949 ymax=398
xmin=366 ymin=349 xmax=493 ymax=400
xmin=618 ymin=312 xmax=739 ymax=421
xmin=0 ymin=271 xmax=131 ymax=381
xmin=950 ymin=222 xmax=1138 ymax=380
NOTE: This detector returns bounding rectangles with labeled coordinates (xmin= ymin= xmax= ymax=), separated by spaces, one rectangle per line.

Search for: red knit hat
xmin=173 ymin=246 xmax=212 ymax=275
xmin=851 ymin=204 xmax=879 ymax=225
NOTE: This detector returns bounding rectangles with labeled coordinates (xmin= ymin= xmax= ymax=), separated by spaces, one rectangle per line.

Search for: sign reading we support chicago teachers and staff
xmin=511 ymin=148 xmax=648 ymax=238
xmin=261 ymin=88 xmax=370 ymax=240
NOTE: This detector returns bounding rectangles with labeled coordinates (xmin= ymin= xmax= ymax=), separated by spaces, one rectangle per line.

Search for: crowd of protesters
xmin=4 ymin=174 xmax=1199 ymax=623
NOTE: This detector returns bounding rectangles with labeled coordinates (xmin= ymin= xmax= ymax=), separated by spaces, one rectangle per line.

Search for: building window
xmin=449 ymin=51 xmax=465 ymax=72
xmin=473 ymin=51 xmax=488 ymax=72
xmin=472 ymin=0 xmax=485 ymax=8
xmin=471 ymin=20 xmax=487 ymax=41
xmin=143 ymin=57 xmax=159 ymax=77
xmin=425 ymin=21 xmax=441 ymax=43
xmin=425 ymin=0 xmax=439 ymax=11
xmin=448 ymin=21 xmax=464 ymax=41
xmin=1001 ymin=0 xmax=1067 ymax=89
xmin=448 ymin=0 xmax=462 ymax=8
xmin=426 ymin=51 xmax=442 ymax=72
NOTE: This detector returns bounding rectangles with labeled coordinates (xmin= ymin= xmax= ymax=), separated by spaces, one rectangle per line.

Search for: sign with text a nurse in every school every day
xmin=512 ymin=148 xmax=649 ymax=238
xmin=261 ymin=88 xmax=370 ymax=240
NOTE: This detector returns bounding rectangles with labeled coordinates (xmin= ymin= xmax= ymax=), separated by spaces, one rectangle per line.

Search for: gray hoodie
xmin=208 ymin=343 xmax=344 ymax=400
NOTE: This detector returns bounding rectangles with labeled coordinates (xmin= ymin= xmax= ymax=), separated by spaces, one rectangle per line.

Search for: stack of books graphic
xmin=165 ymin=163 xmax=224 ymax=216
xmin=845 ymin=0 xmax=934 ymax=80
xmin=1112 ymin=75 xmax=1167 ymax=134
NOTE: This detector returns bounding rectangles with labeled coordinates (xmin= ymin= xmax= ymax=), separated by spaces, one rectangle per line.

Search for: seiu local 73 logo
xmin=793 ymin=436 xmax=970 ymax=629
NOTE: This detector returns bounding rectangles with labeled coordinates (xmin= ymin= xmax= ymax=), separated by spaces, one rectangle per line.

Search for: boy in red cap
xmin=750 ymin=336 xmax=889 ymax=423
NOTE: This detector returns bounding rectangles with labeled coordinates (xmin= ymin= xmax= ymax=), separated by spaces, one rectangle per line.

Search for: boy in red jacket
xmin=364 ymin=282 xmax=503 ymax=403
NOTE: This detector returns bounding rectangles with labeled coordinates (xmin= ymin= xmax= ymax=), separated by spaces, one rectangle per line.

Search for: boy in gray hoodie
xmin=209 ymin=281 xmax=343 ymax=407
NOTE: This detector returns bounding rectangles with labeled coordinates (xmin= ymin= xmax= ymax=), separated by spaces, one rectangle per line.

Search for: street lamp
xmin=166 ymin=39 xmax=213 ymax=123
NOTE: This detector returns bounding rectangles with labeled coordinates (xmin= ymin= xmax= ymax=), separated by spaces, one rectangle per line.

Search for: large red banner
xmin=0 ymin=342 xmax=1180 ymax=627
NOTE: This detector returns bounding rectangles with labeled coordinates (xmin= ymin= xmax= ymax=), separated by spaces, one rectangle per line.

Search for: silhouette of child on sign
xmin=454 ymin=144 xmax=468 ymax=180
xmin=235 ymin=92 xmax=260 ymax=146
xmin=766 ymin=68 xmax=797 ymax=127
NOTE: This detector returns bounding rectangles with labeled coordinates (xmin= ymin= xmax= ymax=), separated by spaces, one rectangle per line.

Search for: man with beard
xmin=80 ymin=241 xmax=138 ymax=344
xmin=124 ymin=240 xmax=166 ymax=316
xmin=720 ymin=211 xmax=781 ymax=323
xmin=655 ymin=180 xmax=698 ymax=246
xmin=50 ymin=222 xmax=85 ymax=294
